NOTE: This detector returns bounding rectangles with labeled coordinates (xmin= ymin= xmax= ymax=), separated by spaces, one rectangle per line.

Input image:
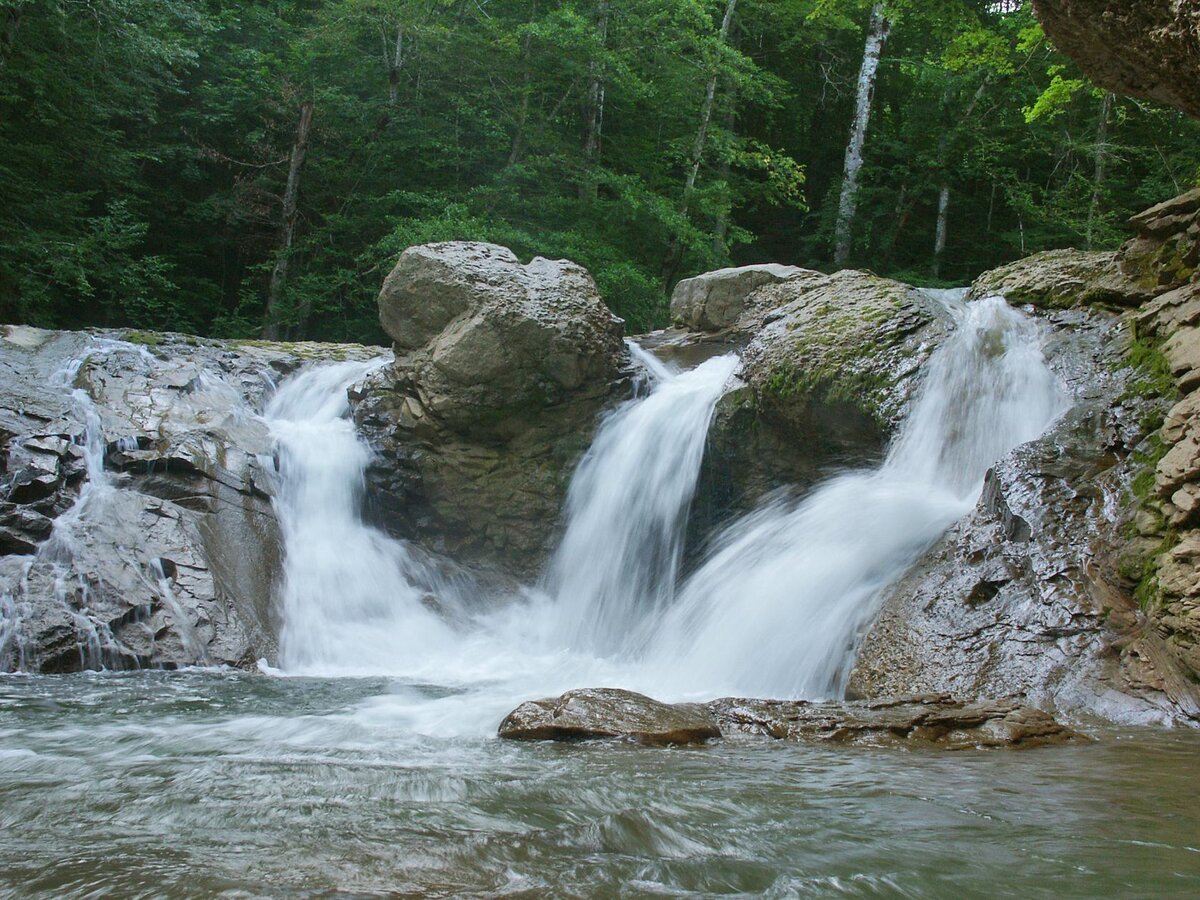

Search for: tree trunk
xmin=711 ymin=101 xmax=736 ymax=259
xmin=579 ymin=0 xmax=609 ymax=200
xmin=931 ymin=184 xmax=950 ymax=279
xmin=264 ymin=101 xmax=314 ymax=340
xmin=387 ymin=25 xmax=404 ymax=105
xmin=833 ymin=2 xmax=890 ymax=268
xmin=662 ymin=0 xmax=738 ymax=288
xmin=1086 ymin=91 xmax=1114 ymax=249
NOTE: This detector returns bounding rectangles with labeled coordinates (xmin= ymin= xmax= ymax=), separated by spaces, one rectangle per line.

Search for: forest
xmin=1 ymin=0 xmax=1198 ymax=342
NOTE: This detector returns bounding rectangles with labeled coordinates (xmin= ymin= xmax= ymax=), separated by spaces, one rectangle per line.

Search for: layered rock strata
xmin=498 ymin=687 xmax=1076 ymax=750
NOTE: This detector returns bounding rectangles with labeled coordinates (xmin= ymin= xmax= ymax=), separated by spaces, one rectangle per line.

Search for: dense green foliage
xmin=1 ymin=0 xmax=1197 ymax=342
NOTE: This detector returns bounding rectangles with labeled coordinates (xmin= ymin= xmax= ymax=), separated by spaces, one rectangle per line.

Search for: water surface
xmin=1 ymin=672 xmax=1197 ymax=898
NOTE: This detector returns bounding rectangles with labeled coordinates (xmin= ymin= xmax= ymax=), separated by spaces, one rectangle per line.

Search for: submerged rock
xmin=498 ymin=688 xmax=1076 ymax=749
xmin=708 ymin=695 xmax=1076 ymax=750
xmin=356 ymin=241 xmax=628 ymax=577
xmin=498 ymin=688 xmax=720 ymax=746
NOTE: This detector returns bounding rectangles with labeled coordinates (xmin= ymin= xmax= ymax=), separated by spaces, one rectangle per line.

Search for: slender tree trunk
xmin=264 ymin=101 xmax=314 ymax=339
xmin=932 ymin=185 xmax=950 ymax=279
xmin=712 ymin=101 xmax=736 ymax=259
xmin=662 ymin=0 xmax=738 ymax=288
xmin=833 ymin=2 xmax=890 ymax=268
xmin=579 ymin=0 xmax=609 ymax=200
xmin=1086 ymin=91 xmax=1114 ymax=249
xmin=388 ymin=25 xmax=404 ymax=105
xmin=930 ymin=80 xmax=986 ymax=278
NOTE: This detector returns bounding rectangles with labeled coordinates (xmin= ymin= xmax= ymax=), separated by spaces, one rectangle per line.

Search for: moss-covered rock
xmin=741 ymin=270 xmax=950 ymax=436
xmin=968 ymin=248 xmax=1150 ymax=309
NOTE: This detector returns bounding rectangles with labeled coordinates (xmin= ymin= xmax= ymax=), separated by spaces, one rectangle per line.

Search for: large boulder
xmin=0 ymin=326 xmax=376 ymax=672
xmin=1032 ymin=1 xmax=1200 ymax=118
xmin=741 ymin=270 xmax=950 ymax=436
xmin=685 ymin=271 xmax=951 ymax=556
xmin=669 ymin=264 xmax=818 ymax=332
xmin=357 ymin=242 xmax=628 ymax=577
xmin=376 ymin=242 xmax=624 ymax=436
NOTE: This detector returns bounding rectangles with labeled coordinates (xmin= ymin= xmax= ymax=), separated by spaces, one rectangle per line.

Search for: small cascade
xmin=644 ymin=296 xmax=1067 ymax=698
xmin=543 ymin=353 xmax=738 ymax=656
xmin=264 ymin=359 xmax=464 ymax=675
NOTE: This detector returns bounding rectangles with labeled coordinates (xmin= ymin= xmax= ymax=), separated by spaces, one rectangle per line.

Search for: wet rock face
xmin=1032 ymin=1 xmax=1200 ymax=119
xmin=0 ymin=326 xmax=377 ymax=672
xmin=498 ymin=688 xmax=1076 ymax=749
xmin=669 ymin=264 xmax=819 ymax=332
xmin=850 ymin=190 xmax=1200 ymax=724
xmin=850 ymin=306 xmax=1200 ymax=725
xmin=357 ymin=242 xmax=628 ymax=578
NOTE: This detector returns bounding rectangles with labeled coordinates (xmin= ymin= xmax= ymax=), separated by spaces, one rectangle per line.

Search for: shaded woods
xmin=1 ymin=0 xmax=1197 ymax=341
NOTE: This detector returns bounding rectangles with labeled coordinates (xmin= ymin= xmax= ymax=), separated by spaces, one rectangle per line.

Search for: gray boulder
xmin=498 ymin=688 xmax=720 ymax=745
xmin=356 ymin=242 xmax=629 ymax=577
xmin=376 ymin=242 xmax=625 ymax=436
xmin=670 ymin=264 xmax=818 ymax=332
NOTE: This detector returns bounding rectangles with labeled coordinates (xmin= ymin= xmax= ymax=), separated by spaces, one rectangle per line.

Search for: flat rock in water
xmin=498 ymin=688 xmax=1076 ymax=750
xmin=498 ymin=688 xmax=720 ymax=746
xmin=707 ymin=695 xmax=1078 ymax=750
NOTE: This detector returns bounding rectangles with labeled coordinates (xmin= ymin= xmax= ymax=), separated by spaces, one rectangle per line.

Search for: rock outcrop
xmin=0 ymin=326 xmax=376 ymax=672
xmin=968 ymin=248 xmax=1150 ymax=309
xmin=498 ymin=688 xmax=1076 ymax=749
xmin=355 ymin=242 xmax=627 ymax=577
xmin=854 ymin=191 xmax=1200 ymax=724
xmin=1032 ymin=1 xmax=1200 ymax=119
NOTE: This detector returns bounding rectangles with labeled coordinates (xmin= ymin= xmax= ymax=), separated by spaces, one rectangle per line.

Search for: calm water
xmin=0 ymin=671 xmax=1197 ymax=898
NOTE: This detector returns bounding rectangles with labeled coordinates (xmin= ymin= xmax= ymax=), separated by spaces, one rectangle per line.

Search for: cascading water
xmin=645 ymin=295 xmax=1067 ymax=698
xmin=264 ymin=359 xmax=466 ymax=675
xmin=261 ymin=294 xmax=1064 ymax=710
xmin=544 ymin=353 xmax=738 ymax=656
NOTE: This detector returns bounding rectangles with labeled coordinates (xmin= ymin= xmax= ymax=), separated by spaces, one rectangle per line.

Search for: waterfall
xmin=260 ymin=296 xmax=1064 ymax=707
xmin=644 ymin=296 xmax=1067 ymax=698
xmin=544 ymin=354 xmax=738 ymax=656
xmin=264 ymin=359 xmax=463 ymax=675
